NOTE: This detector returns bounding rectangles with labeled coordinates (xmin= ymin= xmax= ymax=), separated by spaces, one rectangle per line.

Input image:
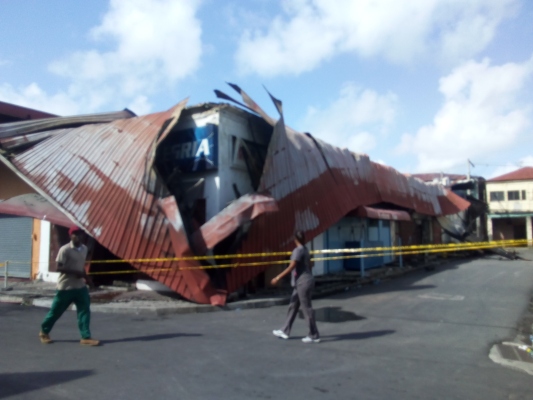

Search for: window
xmin=507 ymin=190 xmax=520 ymax=201
xmin=489 ymin=191 xmax=504 ymax=201
xmin=522 ymin=190 xmax=527 ymax=200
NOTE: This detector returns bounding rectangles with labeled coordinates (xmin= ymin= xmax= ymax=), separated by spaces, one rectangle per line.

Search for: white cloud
xmin=235 ymin=0 xmax=518 ymax=77
xmin=300 ymin=82 xmax=397 ymax=153
xmin=397 ymin=56 xmax=533 ymax=172
xmin=0 ymin=83 xmax=81 ymax=116
xmin=127 ymin=95 xmax=152 ymax=116
xmin=2 ymin=0 xmax=203 ymax=114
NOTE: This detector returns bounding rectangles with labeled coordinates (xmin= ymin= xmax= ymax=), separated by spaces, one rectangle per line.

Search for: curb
xmin=0 ymin=294 xmax=291 ymax=315
xmin=0 ymin=260 xmax=444 ymax=315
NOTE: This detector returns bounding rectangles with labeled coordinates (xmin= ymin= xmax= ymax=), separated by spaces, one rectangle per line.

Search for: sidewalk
xmin=0 ymin=256 xmax=452 ymax=315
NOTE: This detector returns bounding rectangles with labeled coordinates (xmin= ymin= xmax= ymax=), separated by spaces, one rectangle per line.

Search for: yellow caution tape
xmin=87 ymin=240 xmax=531 ymax=275
xmin=4 ymin=239 xmax=532 ymax=276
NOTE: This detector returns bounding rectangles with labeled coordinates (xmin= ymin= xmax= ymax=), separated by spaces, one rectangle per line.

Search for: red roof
xmin=0 ymin=100 xmax=57 ymax=121
xmin=489 ymin=167 xmax=533 ymax=182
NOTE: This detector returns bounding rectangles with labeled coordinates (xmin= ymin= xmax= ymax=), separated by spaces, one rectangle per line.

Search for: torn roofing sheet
xmin=0 ymin=100 xmax=57 ymax=121
xmin=0 ymin=160 xmax=72 ymax=226
xmin=0 ymin=109 xmax=138 ymax=226
xmin=0 ymin=193 xmax=72 ymax=226
xmin=0 ymin=109 xmax=136 ymax=139
xmin=0 ymin=103 xmax=228 ymax=305
xmin=215 ymin=85 xmax=470 ymax=294
xmin=353 ymin=206 xmax=411 ymax=221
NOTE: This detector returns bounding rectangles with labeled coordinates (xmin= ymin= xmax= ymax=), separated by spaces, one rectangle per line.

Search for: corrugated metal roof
xmin=353 ymin=206 xmax=411 ymax=221
xmin=488 ymin=167 xmax=533 ymax=182
xmin=0 ymin=100 xmax=57 ymax=121
xmin=0 ymin=101 xmax=280 ymax=305
xmin=0 ymin=109 xmax=136 ymax=139
xmin=0 ymin=193 xmax=72 ymax=226
xmin=0 ymin=86 xmax=471 ymax=304
xmin=0 ymin=103 xmax=226 ymax=304
xmin=216 ymin=85 xmax=470 ymax=294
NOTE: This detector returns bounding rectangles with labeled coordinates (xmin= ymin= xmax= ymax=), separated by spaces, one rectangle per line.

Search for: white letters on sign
xmin=171 ymin=138 xmax=210 ymax=160
xmin=195 ymin=139 xmax=210 ymax=157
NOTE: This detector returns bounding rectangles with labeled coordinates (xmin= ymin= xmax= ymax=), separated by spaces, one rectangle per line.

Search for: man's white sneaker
xmin=273 ymin=330 xmax=289 ymax=339
xmin=302 ymin=336 xmax=320 ymax=343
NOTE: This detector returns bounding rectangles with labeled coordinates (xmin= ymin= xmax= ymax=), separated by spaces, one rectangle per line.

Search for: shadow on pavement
xmin=320 ymin=329 xmax=395 ymax=342
xmin=54 ymin=333 xmax=202 ymax=344
xmin=0 ymin=370 xmax=93 ymax=399
xmin=299 ymin=306 xmax=366 ymax=323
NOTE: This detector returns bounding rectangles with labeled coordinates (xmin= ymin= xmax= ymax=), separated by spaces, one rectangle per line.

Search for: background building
xmin=486 ymin=167 xmax=533 ymax=242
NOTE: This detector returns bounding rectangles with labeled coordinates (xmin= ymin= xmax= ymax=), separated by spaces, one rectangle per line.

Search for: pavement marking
xmin=417 ymin=293 xmax=465 ymax=301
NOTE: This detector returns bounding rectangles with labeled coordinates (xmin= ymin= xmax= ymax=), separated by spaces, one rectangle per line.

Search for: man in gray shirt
xmin=271 ymin=230 xmax=320 ymax=343
xmin=39 ymin=226 xmax=99 ymax=346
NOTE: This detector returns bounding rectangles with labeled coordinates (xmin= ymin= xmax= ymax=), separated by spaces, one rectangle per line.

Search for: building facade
xmin=486 ymin=167 xmax=533 ymax=242
xmin=0 ymin=102 xmax=56 ymax=279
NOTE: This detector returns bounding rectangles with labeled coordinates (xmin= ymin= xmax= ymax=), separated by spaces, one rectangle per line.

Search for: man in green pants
xmin=39 ymin=226 xmax=99 ymax=346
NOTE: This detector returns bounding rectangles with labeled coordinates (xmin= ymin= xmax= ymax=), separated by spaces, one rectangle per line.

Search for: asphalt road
xmin=1 ymin=255 xmax=533 ymax=400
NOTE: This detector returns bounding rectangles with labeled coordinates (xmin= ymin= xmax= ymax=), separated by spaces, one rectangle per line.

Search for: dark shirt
xmin=290 ymin=245 xmax=313 ymax=286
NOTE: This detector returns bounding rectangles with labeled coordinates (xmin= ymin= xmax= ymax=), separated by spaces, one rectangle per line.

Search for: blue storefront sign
xmin=162 ymin=124 xmax=218 ymax=173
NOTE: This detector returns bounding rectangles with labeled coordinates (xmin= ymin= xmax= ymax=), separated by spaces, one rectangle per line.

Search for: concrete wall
xmin=487 ymin=181 xmax=533 ymax=213
xmin=217 ymin=108 xmax=269 ymax=213
xmin=167 ymin=107 xmax=270 ymax=221
xmin=38 ymin=221 xmax=55 ymax=282
xmin=310 ymin=233 xmax=325 ymax=276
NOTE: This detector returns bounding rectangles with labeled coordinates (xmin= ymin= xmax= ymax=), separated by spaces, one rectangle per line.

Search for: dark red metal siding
xmin=0 ymin=100 xmax=57 ymax=122
xmin=223 ymin=114 xmax=470 ymax=294
xmin=8 ymin=106 xmax=220 ymax=304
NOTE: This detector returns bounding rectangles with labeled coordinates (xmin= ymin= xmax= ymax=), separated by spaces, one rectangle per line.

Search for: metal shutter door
xmin=0 ymin=216 xmax=33 ymax=278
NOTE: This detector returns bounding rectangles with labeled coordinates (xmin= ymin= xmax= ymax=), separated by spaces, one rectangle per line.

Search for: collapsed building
xmin=411 ymin=173 xmax=488 ymax=242
xmin=0 ymin=85 xmax=469 ymax=305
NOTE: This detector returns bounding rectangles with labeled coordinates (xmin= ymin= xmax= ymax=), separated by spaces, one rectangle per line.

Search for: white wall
xmin=217 ymin=109 xmax=258 ymax=212
xmin=487 ymin=181 xmax=533 ymax=213
xmin=311 ymin=233 xmax=325 ymax=276
xmin=218 ymin=108 xmax=268 ymax=210
xmin=38 ymin=220 xmax=59 ymax=282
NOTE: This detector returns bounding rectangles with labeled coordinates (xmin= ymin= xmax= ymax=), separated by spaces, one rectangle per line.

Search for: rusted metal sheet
xmin=0 ymin=193 xmax=72 ymax=226
xmin=353 ymin=206 xmax=411 ymax=221
xmin=0 ymin=103 xmax=225 ymax=305
xmin=192 ymin=194 xmax=278 ymax=252
xmin=0 ymin=109 xmax=136 ymax=139
xmin=0 ymin=129 xmax=70 ymax=150
xmin=0 ymin=100 xmax=57 ymax=121
xmin=438 ymin=190 xmax=471 ymax=216
xmin=0 ymin=87 xmax=471 ymax=304
xmin=217 ymin=86 xmax=470 ymax=294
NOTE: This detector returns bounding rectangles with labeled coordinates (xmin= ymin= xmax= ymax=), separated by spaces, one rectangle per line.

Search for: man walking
xmin=271 ymin=230 xmax=320 ymax=343
xmin=39 ymin=226 xmax=99 ymax=346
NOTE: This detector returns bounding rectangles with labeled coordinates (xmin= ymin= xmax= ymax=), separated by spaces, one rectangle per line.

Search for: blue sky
xmin=1 ymin=0 xmax=532 ymax=178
